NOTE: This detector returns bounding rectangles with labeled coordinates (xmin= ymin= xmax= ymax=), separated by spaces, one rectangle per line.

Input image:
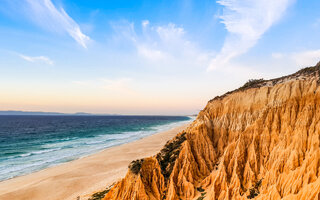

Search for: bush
xmin=128 ymin=159 xmax=144 ymax=174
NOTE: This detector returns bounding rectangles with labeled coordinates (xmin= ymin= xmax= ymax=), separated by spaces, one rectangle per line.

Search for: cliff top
xmin=210 ymin=61 xmax=320 ymax=102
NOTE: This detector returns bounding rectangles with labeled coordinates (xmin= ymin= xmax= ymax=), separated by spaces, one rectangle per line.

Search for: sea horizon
xmin=0 ymin=110 xmax=196 ymax=116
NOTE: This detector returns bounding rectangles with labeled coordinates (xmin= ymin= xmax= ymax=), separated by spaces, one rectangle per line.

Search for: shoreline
xmin=0 ymin=116 xmax=192 ymax=182
xmin=0 ymin=122 xmax=191 ymax=200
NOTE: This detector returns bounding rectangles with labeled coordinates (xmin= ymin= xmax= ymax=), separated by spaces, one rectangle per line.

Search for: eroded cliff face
xmin=104 ymin=64 xmax=320 ymax=200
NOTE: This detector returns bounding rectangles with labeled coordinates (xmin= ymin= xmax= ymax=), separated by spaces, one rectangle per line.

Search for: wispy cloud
xmin=270 ymin=49 xmax=320 ymax=70
xmin=292 ymin=50 xmax=320 ymax=67
xmin=137 ymin=45 xmax=166 ymax=61
xmin=19 ymin=54 xmax=54 ymax=65
xmin=208 ymin=0 xmax=294 ymax=70
xmin=101 ymin=78 xmax=133 ymax=93
xmin=112 ymin=20 xmax=213 ymax=68
xmin=23 ymin=0 xmax=90 ymax=48
xmin=72 ymin=78 xmax=135 ymax=94
xmin=271 ymin=53 xmax=284 ymax=59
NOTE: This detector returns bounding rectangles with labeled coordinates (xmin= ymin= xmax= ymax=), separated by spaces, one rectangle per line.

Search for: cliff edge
xmin=103 ymin=62 xmax=320 ymax=200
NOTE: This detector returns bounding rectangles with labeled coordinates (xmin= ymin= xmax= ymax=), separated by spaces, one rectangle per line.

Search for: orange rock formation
xmin=104 ymin=63 xmax=320 ymax=200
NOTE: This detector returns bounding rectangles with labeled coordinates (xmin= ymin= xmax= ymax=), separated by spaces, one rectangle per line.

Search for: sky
xmin=0 ymin=0 xmax=319 ymax=115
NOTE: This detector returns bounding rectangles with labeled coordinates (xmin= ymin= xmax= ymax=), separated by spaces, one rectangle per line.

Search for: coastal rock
xmin=103 ymin=63 xmax=320 ymax=200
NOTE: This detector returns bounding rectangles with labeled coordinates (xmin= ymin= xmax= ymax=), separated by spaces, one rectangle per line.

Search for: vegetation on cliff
xmin=156 ymin=132 xmax=187 ymax=179
xmin=211 ymin=61 xmax=320 ymax=101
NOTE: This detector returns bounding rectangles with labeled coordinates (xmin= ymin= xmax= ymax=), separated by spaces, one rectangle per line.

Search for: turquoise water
xmin=0 ymin=115 xmax=192 ymax=181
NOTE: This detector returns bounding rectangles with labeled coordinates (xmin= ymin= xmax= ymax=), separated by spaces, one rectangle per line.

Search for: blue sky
xmin=0 ymin=0 xmax=319 ymax=115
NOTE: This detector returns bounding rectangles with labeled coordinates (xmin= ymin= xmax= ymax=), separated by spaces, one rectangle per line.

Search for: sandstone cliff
xmin=103 ymin=63 xmax=320 ymax=200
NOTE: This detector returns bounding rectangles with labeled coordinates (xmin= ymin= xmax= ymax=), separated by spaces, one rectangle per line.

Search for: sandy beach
xmin=0 ymin=123 xmax=190 ymax=200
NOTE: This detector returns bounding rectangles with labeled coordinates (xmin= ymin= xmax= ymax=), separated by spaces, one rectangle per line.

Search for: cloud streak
xmin=292 ymin=50 xmax=320 ymax=67
xmin=24 ymin=0 xmax=90 ymax=48
xmin=208 ymin=0 xmax=293 ymax=70
xmin=72 ymin=78 xmax=135 ymax=94
xmin=272 ymin=50 xmax=320 ymax=67
xmin=19 ymin=54 xmax=54 ymax=65
xmin=112 ymin=21 xmax=213 ymax=68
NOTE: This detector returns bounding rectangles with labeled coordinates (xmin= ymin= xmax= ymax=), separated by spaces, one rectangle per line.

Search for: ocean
xmin=0 ymin=115 xmax=192 ymax=181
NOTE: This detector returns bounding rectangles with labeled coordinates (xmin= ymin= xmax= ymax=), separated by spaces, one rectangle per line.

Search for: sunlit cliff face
xmin=104 ymin=63 xmax=320 ymax=200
